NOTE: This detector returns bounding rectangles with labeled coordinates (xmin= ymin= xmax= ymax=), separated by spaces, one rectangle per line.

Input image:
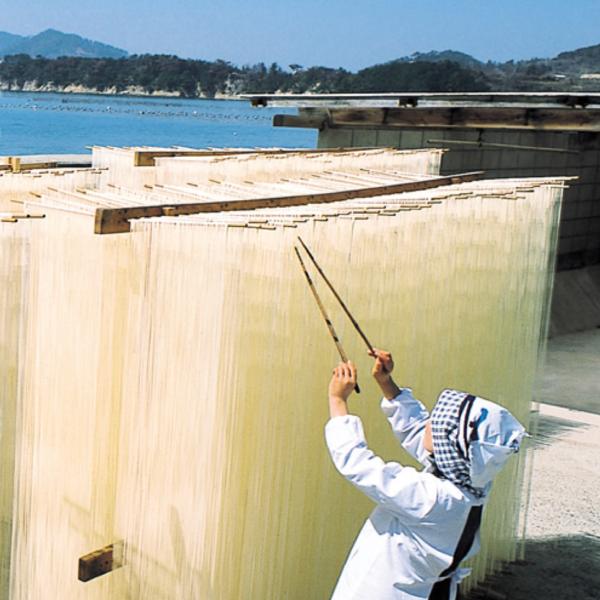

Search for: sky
xmin=2 ymin=0 xmax=600 ymax=70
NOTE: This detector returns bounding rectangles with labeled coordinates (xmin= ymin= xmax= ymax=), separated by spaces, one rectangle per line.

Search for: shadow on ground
xmin=467 ymin=534 xmax=600 ymax=600
xmin=538 ymin=328 xmax=600 ymax=415
xmin=529 ymin=412 xmax=588 ymax=448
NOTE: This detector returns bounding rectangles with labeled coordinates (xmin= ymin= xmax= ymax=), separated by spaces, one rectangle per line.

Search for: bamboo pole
xmin=294 ymin=246 xmax=360 ymax=393
xmin=297 ymin=237 xmax=375 ymax=354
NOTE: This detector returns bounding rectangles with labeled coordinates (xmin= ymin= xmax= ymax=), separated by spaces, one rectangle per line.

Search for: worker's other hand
xmin=328 ymin=361 xmax=357 ymax=403
xmin=369 ymin=348 xmax=394 ymax=382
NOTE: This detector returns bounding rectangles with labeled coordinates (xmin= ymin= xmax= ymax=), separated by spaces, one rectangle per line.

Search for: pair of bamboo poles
xmin=294 ymin=237 xmax=374 ymax=394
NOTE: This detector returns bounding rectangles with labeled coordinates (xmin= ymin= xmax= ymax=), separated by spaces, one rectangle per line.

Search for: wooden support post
xmin=94 ymin=171 xmax=483 ymax=234
xmin=10 ymin=157 xmax=21 ymax=173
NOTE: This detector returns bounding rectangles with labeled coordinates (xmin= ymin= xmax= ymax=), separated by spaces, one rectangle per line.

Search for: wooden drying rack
xmin=94 ymin=171 xmax=483 ymax=234
xmin=130 ymin=145 xmax=404 ymax=167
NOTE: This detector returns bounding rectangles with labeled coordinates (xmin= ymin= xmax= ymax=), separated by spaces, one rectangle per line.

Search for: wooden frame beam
xmin=132 ymin=146 xmax=403 ymax=167
xmin=94 ymin=171 xmax=483 ymax=234
xmin=0 ymin=160 xmax=60 ymax=172
xmin=245 ymin=92 xmax=600 ymax=109
xmin=274 ymin=107 xmax=600 ymax=132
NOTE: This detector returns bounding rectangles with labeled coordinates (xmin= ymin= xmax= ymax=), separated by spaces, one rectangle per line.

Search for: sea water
xmin=0 ymin=91 xmax=316 ymax=155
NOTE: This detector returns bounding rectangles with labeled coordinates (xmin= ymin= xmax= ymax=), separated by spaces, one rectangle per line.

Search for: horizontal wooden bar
xmin=245 ymin=92 xmax=600 ymax=109
xmin=12 ymin=212 xmax=46 ymax=219
xmin=0 ymin=161 xmax=59 ymax=172
xmin=94 ymin=171 xmax=483 ymax=234
xmin=274 ymin=107 xmax=600 ymax=132
xmin=0 ymin=213 xmax=46 ymax=222
xmin=134 ymin=149 xmax=274 ymax=167
xmin=425 ymin=138 xmax=580 ymax=153
xmin=133 ymin=146 xmax=396 ymax=167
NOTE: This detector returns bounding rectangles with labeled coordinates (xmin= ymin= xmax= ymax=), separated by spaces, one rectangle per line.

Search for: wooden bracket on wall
xmin=93 ymin=171 xmax=484 ymax=234
xmin=78 ymin=541 xmax=124 ymax=582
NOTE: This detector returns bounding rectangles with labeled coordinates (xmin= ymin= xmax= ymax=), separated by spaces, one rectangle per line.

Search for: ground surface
xmin=468 ymin=329 xmax=600 ymax=599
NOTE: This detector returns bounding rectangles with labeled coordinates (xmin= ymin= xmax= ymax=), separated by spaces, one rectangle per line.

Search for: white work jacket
xmin=325 ymin=389 xmax=487 ymax=600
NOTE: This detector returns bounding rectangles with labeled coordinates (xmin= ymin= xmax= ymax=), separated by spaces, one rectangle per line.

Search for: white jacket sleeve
xmin=325 ymin=415 xmax=437 ymax=520
xmin=380 ymin=388 xmax=431 ymax=466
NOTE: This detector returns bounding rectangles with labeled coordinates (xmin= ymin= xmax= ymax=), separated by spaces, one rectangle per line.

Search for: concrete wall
xmin=550 ymin=264 xmax=600 ymax=335
xmin=318 ymin=127 xmax=600 ymax=270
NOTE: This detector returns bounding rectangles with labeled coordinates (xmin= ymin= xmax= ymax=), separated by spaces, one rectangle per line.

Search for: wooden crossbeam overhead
xmin=273 ymin=107 xmax=600 ymax=132
xmin=94 ymin=171 xmax=483 ymax=234
xmin=245 ymin=92 xmax=600 ymax=109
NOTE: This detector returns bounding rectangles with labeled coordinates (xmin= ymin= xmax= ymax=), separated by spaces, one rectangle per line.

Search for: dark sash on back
xmin=428 ymin=504 xmax=483 ymax=599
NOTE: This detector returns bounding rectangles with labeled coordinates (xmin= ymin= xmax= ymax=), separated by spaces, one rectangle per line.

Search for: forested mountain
xmin=0 ymin=29 xmax=127 ymax=59
xmin=400 ymin=50 xmax=484 ymax=70
xmin=1 ymin=40 xmax=600 ymax=97
xmin=0 ymin=54 xmax=489 ymax=97
xmin=351 ymin=60 xmax=488 ymax=92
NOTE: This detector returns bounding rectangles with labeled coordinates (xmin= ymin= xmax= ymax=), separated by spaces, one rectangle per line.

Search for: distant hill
xmin=0 ymin=29 xmax=128 ymax=59
xmin=402 ymin=50 xmax=484 ymax=69
xmin=481 ymin=42 xmax=600 ymax=91
xmin=353 ymin=59 xmax=489 ymax=92
xmin=0 ymin=32 xmax=25 ymax=54
xmin=551 ymin=43 xmax=600 ymax=73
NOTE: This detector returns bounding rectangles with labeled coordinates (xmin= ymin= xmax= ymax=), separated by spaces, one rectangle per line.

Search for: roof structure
xmin=242 ymin=92 xmax=600 ymax=132
xmin=243 ymin=92 xmax=600 ymax=109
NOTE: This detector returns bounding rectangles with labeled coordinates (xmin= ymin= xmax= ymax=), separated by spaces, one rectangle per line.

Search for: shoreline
xmin=0 ymin=83 xmax=244 ymax=101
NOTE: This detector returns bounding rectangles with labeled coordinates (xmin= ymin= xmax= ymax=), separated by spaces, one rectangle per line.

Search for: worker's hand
xmin=369 ymin=348 xmax=394 ymax=383
xmin=328 ymin=361 xmax=357 ymax=414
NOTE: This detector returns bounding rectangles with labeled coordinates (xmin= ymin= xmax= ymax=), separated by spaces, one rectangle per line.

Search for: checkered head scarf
xmin=430 ymin=389 xmax=526 ymax=498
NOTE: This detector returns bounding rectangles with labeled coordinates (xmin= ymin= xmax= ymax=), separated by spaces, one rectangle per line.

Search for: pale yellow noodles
xmin=0 ymin=223 xmax=28 ymax=598
xmin=0 ymin=168 xmax=105 ymax=210
xmin=0 ymin=148 xmax=562 ymax=599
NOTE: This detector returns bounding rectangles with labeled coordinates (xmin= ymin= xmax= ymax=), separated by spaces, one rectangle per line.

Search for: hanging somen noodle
xmin=0 ymin=147 xmax=562 ymax=599
xmin=0 ymin=222 xmax=28 ymax=598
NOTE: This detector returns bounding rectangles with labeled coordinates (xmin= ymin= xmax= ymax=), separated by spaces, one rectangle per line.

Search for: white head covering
xmin=431 ymin=389 xmax=527 ymax=496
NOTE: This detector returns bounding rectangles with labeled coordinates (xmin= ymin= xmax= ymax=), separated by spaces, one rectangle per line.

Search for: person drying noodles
xmin=325 ymin=349 xmax=527 ymax=600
